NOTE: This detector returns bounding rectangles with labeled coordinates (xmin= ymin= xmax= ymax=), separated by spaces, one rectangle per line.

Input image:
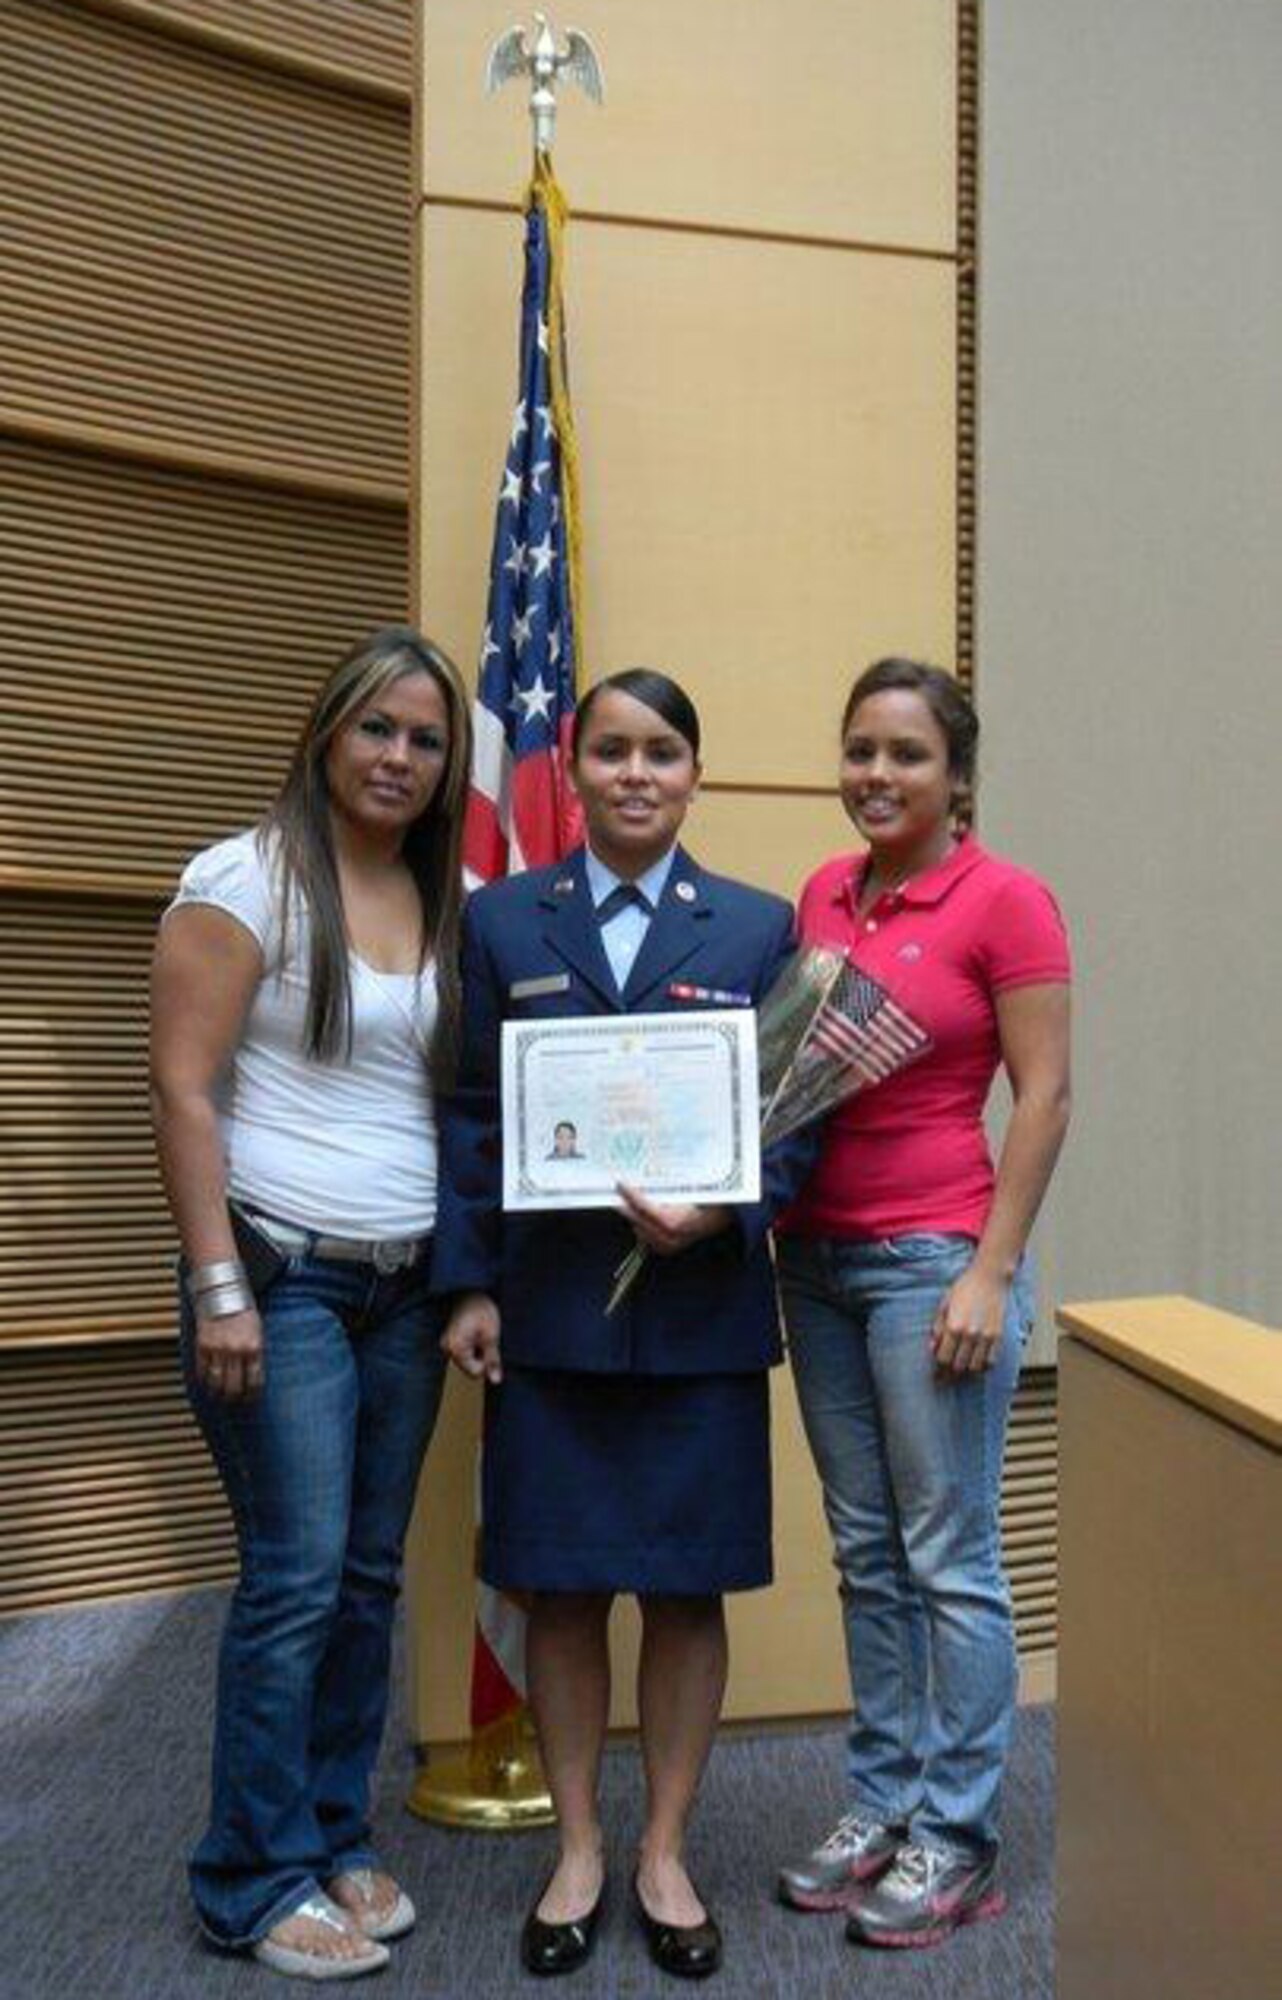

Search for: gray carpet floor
xmin=0 ymin=1589 xmax=1054 ymax=2000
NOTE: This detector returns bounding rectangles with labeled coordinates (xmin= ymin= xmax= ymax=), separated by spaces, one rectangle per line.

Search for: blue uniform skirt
xmin=481 ymin=1366 xmax=773 ymax=1595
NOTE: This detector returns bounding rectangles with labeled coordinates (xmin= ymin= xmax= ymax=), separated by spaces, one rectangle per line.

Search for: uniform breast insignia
xmin=675 ymin=881 xmax=697 ymax=904
xmin=511 ymin=973 xmax=572 ymax=1000
xmin=668 ymin=981 xmax=752 ymax=1007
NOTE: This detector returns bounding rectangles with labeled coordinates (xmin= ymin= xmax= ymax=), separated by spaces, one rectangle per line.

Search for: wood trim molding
xmin=0 ymin=1323 xmax=174 ymax=1352
xmin=699 ymin=780 xmax=834 ymax=800
xmin=956 ymin=0 xmax=980 ymax=697
xmin=1058 ymin=1296 xmax=1282 ymax=1452
xmin=0 ymin=866 xmax=168 ymax=902
xmin=418 ymin=192 xmax=963 ymax=268
xmin=0 ymin=408 xmax=407 ymax=509
xmin=68 ymin=0 xmax=410 ymax=105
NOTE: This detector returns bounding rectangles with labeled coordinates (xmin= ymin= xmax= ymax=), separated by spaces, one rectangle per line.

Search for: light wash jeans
xmin=777 ymin=1232 xmax=1031 ymax=1858
xmin=181 ymin=1250 xmax=446 ymax=1946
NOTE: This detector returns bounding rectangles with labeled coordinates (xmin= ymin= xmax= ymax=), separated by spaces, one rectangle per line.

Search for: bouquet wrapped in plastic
xmin=607 ymin=946 xmax=932 ymax=1313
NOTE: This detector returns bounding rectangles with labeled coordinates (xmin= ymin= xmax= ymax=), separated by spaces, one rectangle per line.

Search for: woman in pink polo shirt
xmin=775 ymin=658 xmax=1071 ymax=1951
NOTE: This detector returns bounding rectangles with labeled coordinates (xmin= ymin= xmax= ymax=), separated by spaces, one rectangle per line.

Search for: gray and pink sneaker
xmin=777 ymin=1811 xmax=903 ymax=1911
xmin=845 ymin=1839 xmax=1005 ymax=1948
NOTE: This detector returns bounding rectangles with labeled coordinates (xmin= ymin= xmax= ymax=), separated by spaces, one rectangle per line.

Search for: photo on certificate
xmin=501 ymin=1010 xmax=761 ymax=1211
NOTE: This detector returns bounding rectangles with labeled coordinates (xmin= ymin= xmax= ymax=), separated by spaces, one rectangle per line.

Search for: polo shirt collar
xmin=842 ymin=831 xmax=986 ymax=912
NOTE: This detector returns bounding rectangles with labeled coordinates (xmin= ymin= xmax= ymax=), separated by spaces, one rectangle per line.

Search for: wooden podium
xmin=1056 ymin=1296 xmax=1282 ymax=2000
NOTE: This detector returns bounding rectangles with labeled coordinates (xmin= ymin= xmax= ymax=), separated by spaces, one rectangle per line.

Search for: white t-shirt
xmin=166 ymin=828 xmax=439 ymax=1237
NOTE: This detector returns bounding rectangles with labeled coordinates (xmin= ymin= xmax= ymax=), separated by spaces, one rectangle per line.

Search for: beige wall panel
xmin=1 ymin=0 xmax=409 ymax=490
xmin=404 ymin=1373 xmax=483 ymax=1745
xmin=420 ymin=0 xmax=956 ymax=251
xmin=410 ymin=3 xmax=964 ymax=1743
xmin=418 ymin=208 xmax=956 ymax=786
xmin=690 ymin=790 xmax=852 ymax=904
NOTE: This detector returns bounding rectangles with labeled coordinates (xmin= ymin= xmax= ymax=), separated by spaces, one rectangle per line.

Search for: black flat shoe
xmin=520 ymin=1879 xmax=606 ymax=1976
xmin=634 ymin=1878 xmax=723 ymax=1979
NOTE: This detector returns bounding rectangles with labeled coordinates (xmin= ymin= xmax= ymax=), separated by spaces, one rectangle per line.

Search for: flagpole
xmin=407 ymin=13 xmax=602 ymax=1836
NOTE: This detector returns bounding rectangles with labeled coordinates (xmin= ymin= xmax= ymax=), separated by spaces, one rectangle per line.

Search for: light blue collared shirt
xmin=584 ymin=845 xmax=677 ymax=992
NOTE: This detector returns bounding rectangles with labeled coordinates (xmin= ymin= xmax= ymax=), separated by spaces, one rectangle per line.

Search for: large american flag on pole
xmin=463 ymin=155 xmax=584 ymax=886
xmin=463 ymin=156 xmax=583 ymax=1733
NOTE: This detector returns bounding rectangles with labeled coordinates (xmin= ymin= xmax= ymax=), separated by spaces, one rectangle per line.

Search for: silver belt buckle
xmin=373 ymin=1238 xmax=412 ymax=1275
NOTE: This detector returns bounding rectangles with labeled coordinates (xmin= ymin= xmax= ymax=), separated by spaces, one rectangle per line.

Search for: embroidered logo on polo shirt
xmin=897 ymin=942 xmax=924 ymax=962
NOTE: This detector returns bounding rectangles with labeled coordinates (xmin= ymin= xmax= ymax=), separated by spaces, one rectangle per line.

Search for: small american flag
xmin=462 ymin=156 xmax=583 ymax=885
xmin=809 ymin=964 xmax=932 ymax=1084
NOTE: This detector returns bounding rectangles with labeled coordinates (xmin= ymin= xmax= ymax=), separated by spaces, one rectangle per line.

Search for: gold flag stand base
xmin=407 ymin=1710 xmax=555 ymax=1830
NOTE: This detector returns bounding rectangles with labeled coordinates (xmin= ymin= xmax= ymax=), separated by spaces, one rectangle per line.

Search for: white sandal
xmin=326 ymin=1868 xmax=417 ymax=1942
xmin=251 ymin=1892 xmax=390 ymax=1981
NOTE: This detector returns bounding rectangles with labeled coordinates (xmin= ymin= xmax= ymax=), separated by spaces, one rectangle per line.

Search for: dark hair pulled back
xmin=572 ymin=668 xmax=701 ymax=760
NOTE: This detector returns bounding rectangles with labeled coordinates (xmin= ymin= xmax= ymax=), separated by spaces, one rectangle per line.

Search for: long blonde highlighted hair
xmin=263 ymin=625 xmax=472 ymax=1085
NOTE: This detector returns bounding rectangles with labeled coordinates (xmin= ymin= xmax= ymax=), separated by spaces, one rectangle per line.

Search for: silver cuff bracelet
xmin=187 ymin=1258 xmax=247 ymax=1299
xmin=193 ymin=1281 xmax=256 ymax=1320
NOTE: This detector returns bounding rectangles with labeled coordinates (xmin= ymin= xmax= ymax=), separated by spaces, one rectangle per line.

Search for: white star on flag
xmin=511 ymin=674 xmax=556 ymax=723
xmin=537 ymin=315 xmax=549 ymax=354
xmin=510 ymin=402 xmax=529 ymax=448
xmin=479 ymin=623 xmax=499 ymax=670
xmin=500 ymin=466 xmax=522 ymax=507
xmin=511 ymin=607 xmax=536 ymax=654
xmin=529 ymin=533 xmax=556 ymax=578
xmin=535 ymin=403 xmax=556 ymax=440
xmin=502 ymin=538 xmax=527 ymax=579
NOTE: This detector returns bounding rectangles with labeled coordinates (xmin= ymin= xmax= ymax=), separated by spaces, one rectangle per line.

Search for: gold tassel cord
xmin=531 ymin=151 xmax=586 ymax=678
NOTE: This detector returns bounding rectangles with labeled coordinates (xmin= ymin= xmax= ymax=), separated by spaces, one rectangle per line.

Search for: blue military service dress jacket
xmin=432 ymin=844 xmax=818 ymax=1377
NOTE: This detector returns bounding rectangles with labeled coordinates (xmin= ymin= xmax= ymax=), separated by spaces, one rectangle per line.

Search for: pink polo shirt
xmin=779 ymin=835 xmax=1070 ymax=1242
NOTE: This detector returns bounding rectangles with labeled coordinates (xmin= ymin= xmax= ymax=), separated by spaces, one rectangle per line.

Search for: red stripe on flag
xmin=463 ymin=788 xmax=508 ymax=883
xmin=470 ymin=1627 xmax=522 ymax=1732
xmin=557 ymin=716 xmax=584 ymax=854
xmin=510 ymin=755 xmax=560 ymax=869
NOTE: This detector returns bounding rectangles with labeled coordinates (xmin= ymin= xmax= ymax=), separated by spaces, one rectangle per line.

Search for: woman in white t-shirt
xmin=150 ymin=626 xmax=471 ymax=1981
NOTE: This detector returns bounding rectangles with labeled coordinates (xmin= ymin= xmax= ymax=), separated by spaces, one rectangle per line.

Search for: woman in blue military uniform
xmin=434 ymin=669 xmax=814 ymax=1982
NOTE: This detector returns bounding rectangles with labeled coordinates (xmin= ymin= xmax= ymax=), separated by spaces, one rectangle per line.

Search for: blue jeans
xmin=777 ymin=1232 xmax=1030 ymax=1858
xmin=181 ymin=1251 xmax=446 ymax=1946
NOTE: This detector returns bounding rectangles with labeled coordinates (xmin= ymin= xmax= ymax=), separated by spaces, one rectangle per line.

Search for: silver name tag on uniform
xmin=510 ymin=973 xmax=572 ymax=1000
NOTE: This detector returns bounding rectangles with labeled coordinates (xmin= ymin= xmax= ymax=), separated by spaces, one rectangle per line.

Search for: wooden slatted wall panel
xmin=0 ymin=0 xmax=410 ymax=492
xmin=143 ymin=0 xmax=411 ymax=91
xmin=0 ymin=0 xmax=410 ymax=1612
xmin=0 ymin=1342 xmax=234 ymax=1614
xmin=1003 ymin=1369 xmax=1058 ymax=1656
xmin=0 ymin=435 xmax=408 ymax=892
xmin=3 ymin=896 xmax=178 ymax=1345
xmin=0 ymin=1343 xmax=1061 ymax=1637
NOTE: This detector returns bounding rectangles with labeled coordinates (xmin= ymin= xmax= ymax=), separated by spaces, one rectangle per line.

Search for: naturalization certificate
xmin=501 ymin=1010 xmax=761 ymax=1212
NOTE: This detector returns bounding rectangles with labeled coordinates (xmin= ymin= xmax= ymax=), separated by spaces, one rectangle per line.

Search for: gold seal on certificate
xmin=501 ymin=1011 xmax=761 ymax=1211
